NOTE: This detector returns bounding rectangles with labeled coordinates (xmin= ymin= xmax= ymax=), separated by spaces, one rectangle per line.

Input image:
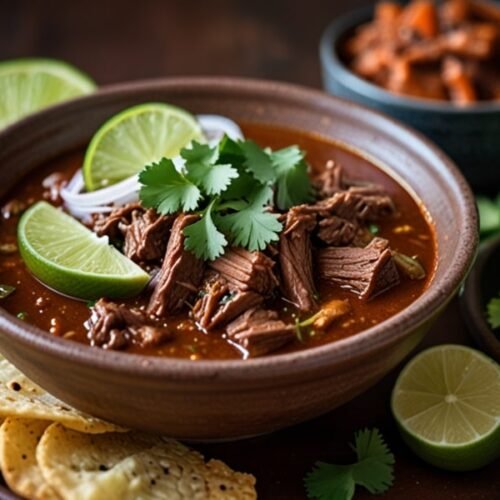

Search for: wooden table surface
xmin=0 ymin=1 xmax=497 ymax=499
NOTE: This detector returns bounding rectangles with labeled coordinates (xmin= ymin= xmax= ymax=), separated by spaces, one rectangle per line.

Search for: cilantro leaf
xmin=351 ymin=429 xmax=395 ymax=494
xmin=217 ymin=186 xmax=282 ymax=251
xmin=305 ymin=464 xmax=355 ymax=500
xmin=477 ymin=196 xmax=500 ymax=236
xmin=183 ymin=200 xmax=227 ymax=261
xmin=239 ymin=140 xmax=277 ymax=184
xmin=139 ymin=158 xmax=201 ymax=214
xmin=183 ymin=141 xmax=239 ymax=196
xmin=272 ymin=146 xmax=314 ymax=210
xmin=304 ymin=428 xmax=394 ymax=500
xmin=487 ymin=296 xmax=500 ymax=329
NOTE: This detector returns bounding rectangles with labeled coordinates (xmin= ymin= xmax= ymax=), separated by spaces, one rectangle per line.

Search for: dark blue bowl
xmin=320 ymin=7 xmax=500 ymax=191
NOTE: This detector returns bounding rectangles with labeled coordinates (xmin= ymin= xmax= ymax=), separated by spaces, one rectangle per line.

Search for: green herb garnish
xmin=0 ymin=284 xmax=15 ymax=299
xmin=476 ymin=195 xmax=500 ymax=238
xmin=486 ymin=296 xmax=500 ymax=330
xmin=16 ymin=311 xmax=27 ymax=320
xmin=368 ymin=224 xmax=380 ymax=235
xmin=304 ymin=428 xmax=395 ymax=500
xmin=139 ymin=137 xmax=313 ymax=260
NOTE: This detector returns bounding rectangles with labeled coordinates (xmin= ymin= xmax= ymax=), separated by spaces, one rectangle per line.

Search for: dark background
xmin=1 ymin=2 xmax=498 ymax=499
xmin=0 ymin=0 xmax=371 ymax=88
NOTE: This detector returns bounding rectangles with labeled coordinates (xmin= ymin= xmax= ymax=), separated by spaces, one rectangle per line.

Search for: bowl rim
xmin=0 ymin=76 xmax=478 ymax=381
xmin=460 ymin=235 xmax=500 ymax=362
xmin=319 ymin=6 xmax=500 ymax=114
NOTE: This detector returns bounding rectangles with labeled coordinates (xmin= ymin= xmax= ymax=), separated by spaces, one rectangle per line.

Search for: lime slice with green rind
xmin=83 ymin=103 xmax=202 ymax=191
xmin=0 ymin=58 xmax=96 ymax=130
xmin=18 ymin=202 xmax=149 ymax=300
xmin=392 ymin=345 xmax=500 ymax=471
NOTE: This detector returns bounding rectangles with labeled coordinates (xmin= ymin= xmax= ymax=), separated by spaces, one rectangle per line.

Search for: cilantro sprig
xmin=138 ymin=136 xmax=313 ymax=260
xmin=304 ymin=428 xmax=395 ymax=500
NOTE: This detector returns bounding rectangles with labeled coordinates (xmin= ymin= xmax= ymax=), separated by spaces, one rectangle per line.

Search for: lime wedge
xmin=392 ymin=345 xmax=500 ymax=471
xmin=0 ymin=58 xmax=95 ymax=130
xmin=18 ymin=202 xmax=149 ymax=300
xmin=83 ymin=103 xmax=202 ymax=191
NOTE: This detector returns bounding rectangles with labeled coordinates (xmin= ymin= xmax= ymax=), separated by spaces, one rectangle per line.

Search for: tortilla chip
xmin=37 ymin=423 xmax=257 ymax=499
xmin=205 ymin=459 xmax=257 ymax=499
xmin=0 ymin=356 xmax=122 ymax=433
xmin=0 ymin=418 xmax=60 ymax=499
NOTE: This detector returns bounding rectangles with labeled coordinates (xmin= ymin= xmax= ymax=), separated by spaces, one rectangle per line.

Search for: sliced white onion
xmin=62 ymin=114 xmax=244 ymax=219
xmin=197 ymin=114 xmax=244 ymax=144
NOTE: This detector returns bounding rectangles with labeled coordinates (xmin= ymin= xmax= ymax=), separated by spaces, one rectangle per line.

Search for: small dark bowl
xmin=461 ymin=236 xmax=500 ymax=362
xmin=319 ymin=7 xmax=500 ymax=191
xmin=0 ymin=77 xmax=478 ymax=440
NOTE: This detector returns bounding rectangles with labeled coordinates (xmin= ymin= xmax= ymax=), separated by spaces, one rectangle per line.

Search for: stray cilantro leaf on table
xmin=486 ymin=296 xmax=500 ymax=330
xmin=476 ymin=195 xmax=500 ymax=238
xmin=139 ymin=158 xmax=201 ymax=214
xmin=304 ymin=428 xmax=395 ymax=500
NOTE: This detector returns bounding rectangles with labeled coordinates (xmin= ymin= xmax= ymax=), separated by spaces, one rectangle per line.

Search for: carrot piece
xmin=442 ymin=57 xmax=478 ymax=104
xmin=400 ymin=0 xmax=439 ymax=39
xmin=375 ymin=2 xmax=403 ymax=24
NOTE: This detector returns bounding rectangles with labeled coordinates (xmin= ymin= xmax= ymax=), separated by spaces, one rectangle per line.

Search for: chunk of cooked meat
xmin=313 ymin=162 xmax=345 ymax=198
xmin=148 ymin=214 xmax=204 ymax=316
xmin=122 ymin=209 xmax=173 ymax=262
xmin=92 ymin=203 xmax=172 ymax=262
xmin=314 ymin=191 xmax=395 ymax=224
xmin=317 ymin=216 xmax=358 ymax=246
xmin=226 ymin=308 xmax=295 ymax=357
xmin=279 ymin=207 xmax=317 ymax=313
xmin=86 ymin=299 xmax=172 ymax=350
xmin=92 ymin=203 xmax=141 ymax=240
xmin=210 ymin=248 xmax=279 ymax=296
xmin=318 ymin=237 xmax=400 ymax=299
xmin=192 ymin=273 xmax=263 ymax=330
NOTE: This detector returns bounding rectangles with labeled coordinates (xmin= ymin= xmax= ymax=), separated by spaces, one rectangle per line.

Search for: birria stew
xmin=0 ymin=111 xmax=436 ymax=360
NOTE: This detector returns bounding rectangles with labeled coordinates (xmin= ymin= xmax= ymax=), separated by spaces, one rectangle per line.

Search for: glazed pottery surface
xmin=461 ymin=236 xmax=500 ymax=363
xmin=0 ymin=77 xmax=478 ymax=439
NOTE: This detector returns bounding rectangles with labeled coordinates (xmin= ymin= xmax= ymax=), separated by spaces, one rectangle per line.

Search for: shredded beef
xmin=226 ymin=308 xmax=295 ymax=357
xmin=312 ymin=191 xmax=395 ymax=224
xmin=148 ymin=214 xmax=204 ymax=316
xmin=192 ymin=273 xmax=263 ymax=330
xmin=317 ymin=216 xmax=358 ymax=246
xmin=279 ymin=207 xmax=317 ymax=313
xmin=122 ymin=209 xmax=173 ymax=262
xmin=209 ymin=248 xmax=279 ymax=296
xmin=314 ymin=162 xmax=345 ymax=198
xmin=318 ymin=237 xmax=400 ymax=299
xmin=314 ymin=162 xmax=390 ymax=201
xmin=86 ymin=299 xmax=172 ymax=350
xmin=92 ymin=203 xmax=141 ymax=240
xmin=93 ymin=203 xmax=172 ymax=262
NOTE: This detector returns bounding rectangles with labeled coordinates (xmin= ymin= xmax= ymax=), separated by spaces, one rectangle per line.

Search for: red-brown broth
xmin=0 ymin=123 xmax=437 ymax=360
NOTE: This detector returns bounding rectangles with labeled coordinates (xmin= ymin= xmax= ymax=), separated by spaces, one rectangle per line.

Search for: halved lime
xmin=392 ymin=345 xmax=500 ymax=471
xmin=18 ymin=202 xmax=149 ymax=300
xmin=83 ymin=103 xmax=202 ymax=191
xmin=0 ymin=58 xmax=95 ymax=130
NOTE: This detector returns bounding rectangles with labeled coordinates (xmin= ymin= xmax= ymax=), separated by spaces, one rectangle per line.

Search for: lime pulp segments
xmin=0 ymin=58 xmax=95 ymax=130
xmin=83 ymin=103 xmax=202 ymax=191
xmin=18 ymin=202 xmax=150 ymax=300
xmin=392 ymin=345 xmax=500 ymax=471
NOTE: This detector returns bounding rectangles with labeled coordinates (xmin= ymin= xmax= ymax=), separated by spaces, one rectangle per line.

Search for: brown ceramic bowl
xmin=461 ymin=236 xmax=500 ymax=363
xmin=0 ymin=77 xmax=478 ymax=440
